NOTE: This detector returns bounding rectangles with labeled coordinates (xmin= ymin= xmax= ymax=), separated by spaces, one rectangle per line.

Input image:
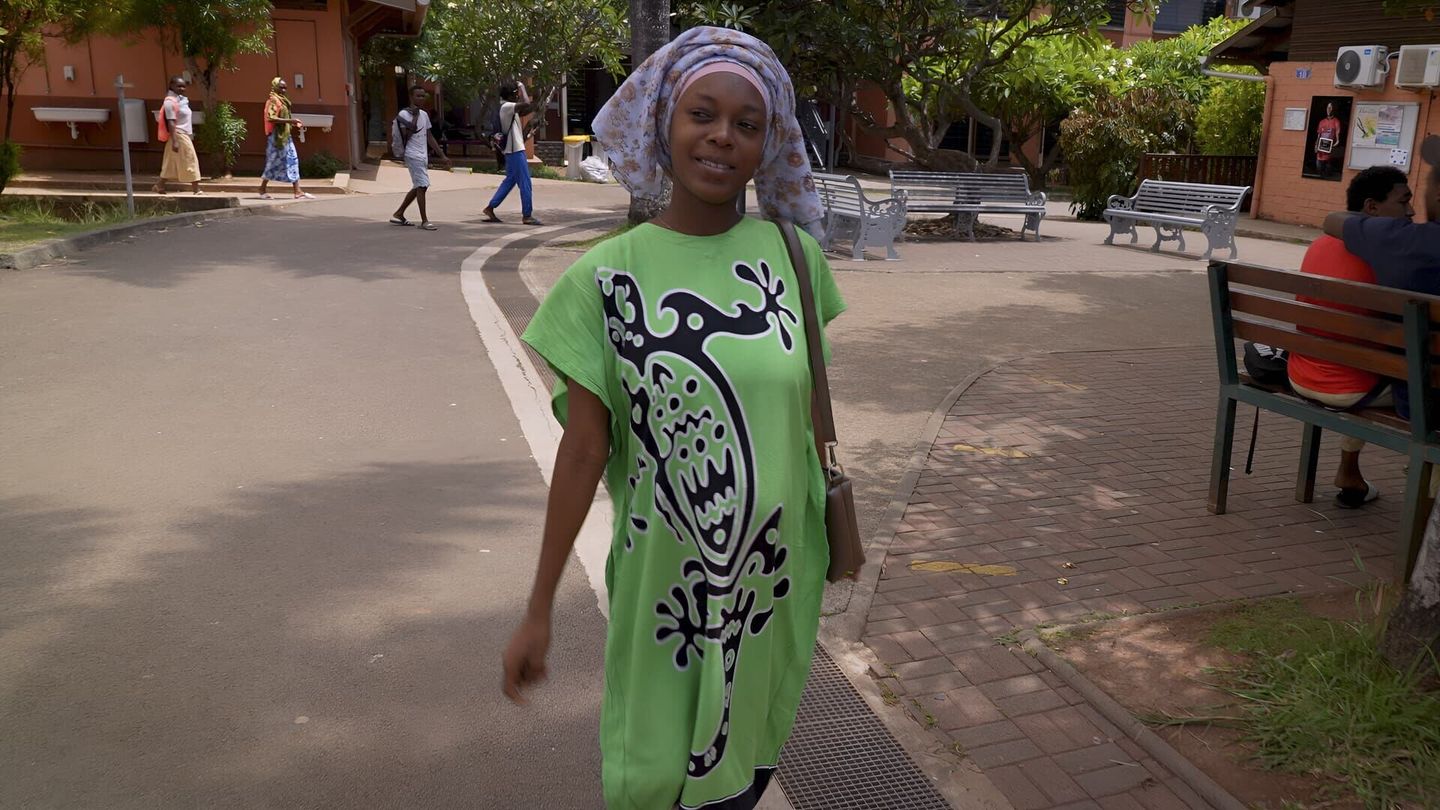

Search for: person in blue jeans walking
xmin=483 ymin=81 xmax=544 ymax=226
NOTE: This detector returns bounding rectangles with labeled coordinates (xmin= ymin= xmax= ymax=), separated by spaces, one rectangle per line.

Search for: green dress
xmin=522 ymin=217 xmax=846 ymax=809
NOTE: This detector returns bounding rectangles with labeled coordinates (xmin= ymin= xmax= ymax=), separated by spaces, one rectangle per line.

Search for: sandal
xmin=258 ymin=193 xmax=274 ymax=200
xmin=419 ymin=222 xmax=438 ymax=231
xmin=389 ymin=216 xmax=414 ymax=226
xmin=294 ymin=192 xmax=316 ymax=200
xmin=1335 ymin=481 xmax=1380 ymax=509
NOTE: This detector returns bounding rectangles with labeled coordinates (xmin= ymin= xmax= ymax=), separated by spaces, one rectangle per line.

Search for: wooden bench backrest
xmin=1134 ymin=180 xmax=1250 ymax=216
xmin=890 ymin=171 xmax=1034 ymax=204
xmin=814 ymin=173 xmax=868 ymax=217
xmin=1210 ymin=260 xmax=1440 ymax=431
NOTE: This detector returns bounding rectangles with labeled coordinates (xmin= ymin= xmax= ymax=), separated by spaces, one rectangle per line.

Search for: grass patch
xmin=553 ymin=221 xmax=635 ymax=250
xmin=1202 ymin=598 xmax=1440 ymax=808
xmin=0 ymin=197 xmax=168 ymax=252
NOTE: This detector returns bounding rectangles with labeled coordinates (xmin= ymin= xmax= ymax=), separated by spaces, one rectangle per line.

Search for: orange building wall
xmin=2 ymin=2 xmax=354 ymax=174
xmin=1254 ymin=60 xmax=1438 ymax=227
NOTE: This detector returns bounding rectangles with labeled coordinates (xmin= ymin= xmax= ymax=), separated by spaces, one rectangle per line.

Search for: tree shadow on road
xmin=0 ymin=459 xmax=606 ymax=808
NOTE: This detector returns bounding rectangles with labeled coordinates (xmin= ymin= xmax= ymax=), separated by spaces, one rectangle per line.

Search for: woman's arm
xmin=502 ymin=381 xmax=611 ymax=703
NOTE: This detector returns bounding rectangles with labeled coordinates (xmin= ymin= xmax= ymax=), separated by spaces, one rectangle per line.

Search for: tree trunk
xmin=1382 ymin=505 xmax=1440 ymax=682
xmin=625 ymin=0 xmax=670 ymax=225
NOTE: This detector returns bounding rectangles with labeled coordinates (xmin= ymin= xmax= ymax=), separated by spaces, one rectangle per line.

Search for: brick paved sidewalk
xmin=862 ymin=347 xmax=1403 ymax=809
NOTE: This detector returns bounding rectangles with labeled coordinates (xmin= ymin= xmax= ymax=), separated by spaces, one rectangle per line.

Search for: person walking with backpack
xmin=482 ymin=81 xmax=543 ymax=225
xmin=152 ymin=76 xmax=202 ymax=196
xmin=390 ymin=85 xmax=451 ymax=230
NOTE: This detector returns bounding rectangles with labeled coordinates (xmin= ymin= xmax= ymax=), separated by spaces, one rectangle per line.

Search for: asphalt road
xmin=0 ymin=193 xmax=608 ymax=808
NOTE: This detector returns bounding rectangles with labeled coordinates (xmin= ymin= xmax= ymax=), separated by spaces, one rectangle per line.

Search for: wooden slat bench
xmin=888 ymin=170 xmax=1047 ymax=241
xmin=1208 ymin=259 xmax=1440 ymax=579
xmin=813 ymin=172 xmax=907 ymax=261
xmin=1107 ymin=180 xmax=1251 ymax=260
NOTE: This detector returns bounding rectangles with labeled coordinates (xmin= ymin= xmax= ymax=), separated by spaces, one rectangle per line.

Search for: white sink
xmin=32 ymin=107 xmax=110 ymax=139
xmin=292 ymin=113 xmax=334 ymax=142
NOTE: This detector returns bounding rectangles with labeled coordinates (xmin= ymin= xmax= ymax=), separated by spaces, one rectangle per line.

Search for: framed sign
xmin=1283 ymin=108 xmax=1307 ymax=131
xmin=1349 ymin=102 xmax=1421 ymax=171
xmin=1302 ymin=96 xmax=1351 ymax=181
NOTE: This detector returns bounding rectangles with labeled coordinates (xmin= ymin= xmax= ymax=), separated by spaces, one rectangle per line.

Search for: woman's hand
xmin=502 ymin=614 xmax=551 ymax=704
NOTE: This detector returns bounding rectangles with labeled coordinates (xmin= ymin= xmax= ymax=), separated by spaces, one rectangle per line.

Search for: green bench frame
xmin=1208 ymin=259 xmax=1440 ymax=580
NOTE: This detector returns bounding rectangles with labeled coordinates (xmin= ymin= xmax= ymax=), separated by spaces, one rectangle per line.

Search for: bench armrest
xmin=865 ymin=194 xmax=907 ymax=220
xmin=1028 ymin=190 xmax=1047 ymax=207
xmin=1106 ymin=193 xmax=1135 ymax=211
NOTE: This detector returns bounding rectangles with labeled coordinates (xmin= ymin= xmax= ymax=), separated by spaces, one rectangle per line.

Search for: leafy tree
xmin=625 ymin=0 xmax=670 ymax=223
xmin=1059 ymin=86 xmax=1194 ymax=219
xmin=104 ymin=0 xmax=273 ymax=110
xmin=740 ymin=0 xmax=1158 ymax=169
xmin=1196 ymin=70 xmax=1264 ymax=156
xmin=1117 ymin=15 xmax=1243 ymax=106
xmin=972 ymin=26 xmax=1114 ymax=186
xmin=1 ymin=0 xmax=114 ymax=144
xmin=415 ymin=0 xmax=626 ymax=140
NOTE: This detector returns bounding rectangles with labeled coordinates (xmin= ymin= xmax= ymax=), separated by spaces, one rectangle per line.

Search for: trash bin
xmin=563 ymin=135 xmax=590 ymax=180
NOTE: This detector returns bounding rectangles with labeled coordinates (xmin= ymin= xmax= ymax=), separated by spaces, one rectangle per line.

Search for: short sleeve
xmin=521 ymin=263 xmax=612 ymax=424
xmin=418 ymin=110 xmax=431 ymax=134
xmin=796 ymin=227 xmax=846 ymax=361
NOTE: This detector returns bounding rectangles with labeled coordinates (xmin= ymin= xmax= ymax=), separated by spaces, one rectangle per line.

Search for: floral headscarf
xmin=593 ymin=26 xmax=824 ymax=234
xmin=266 ymin=77 xmax=292 ymax=146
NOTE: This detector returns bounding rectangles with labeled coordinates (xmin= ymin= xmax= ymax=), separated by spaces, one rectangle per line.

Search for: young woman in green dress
xmin=502 ymin=27 xmax=845 ymax=810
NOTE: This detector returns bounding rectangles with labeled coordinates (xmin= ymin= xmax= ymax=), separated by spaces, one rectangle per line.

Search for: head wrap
xmin=593 ymin=26 xmax=824 ymax=233
xmin=266 ymin=77 xmax=292 ymax=145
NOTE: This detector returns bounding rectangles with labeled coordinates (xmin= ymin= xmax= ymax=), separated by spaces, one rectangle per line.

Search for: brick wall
xmin=1255 ymin=60 xmax=1437 ymax=227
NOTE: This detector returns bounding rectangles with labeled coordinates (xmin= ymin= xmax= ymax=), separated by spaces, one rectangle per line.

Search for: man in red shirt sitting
xmin=1288 ymin=166 xmax=1415 ymax=508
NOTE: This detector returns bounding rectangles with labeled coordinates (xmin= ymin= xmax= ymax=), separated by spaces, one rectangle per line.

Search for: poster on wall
xmin=1301 ymin=96 xmax=1351 ymax=181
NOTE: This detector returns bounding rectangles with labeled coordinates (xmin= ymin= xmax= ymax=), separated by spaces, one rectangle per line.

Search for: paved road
xmin=0 ymin=192 xmax=608 ymax=808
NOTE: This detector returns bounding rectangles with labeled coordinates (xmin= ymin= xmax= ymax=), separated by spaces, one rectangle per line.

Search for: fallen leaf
xmin=1057 ymin=578 xmax=1070 ymax=585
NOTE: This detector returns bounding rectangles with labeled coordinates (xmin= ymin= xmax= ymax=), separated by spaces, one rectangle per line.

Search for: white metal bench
xmin=1103 ymin=179 xmax=1251 ymax=260
xmin=813 ymin=172 xmax=907 ymax=261
xmin=889 ymin=170 xmax=1047 ymax=241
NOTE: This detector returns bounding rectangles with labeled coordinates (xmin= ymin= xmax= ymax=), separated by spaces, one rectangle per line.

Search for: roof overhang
xmin=1209 ymin=3 xmax=1296 ymax=70
xmin=350 ymin=0 xmax=429 ymax=43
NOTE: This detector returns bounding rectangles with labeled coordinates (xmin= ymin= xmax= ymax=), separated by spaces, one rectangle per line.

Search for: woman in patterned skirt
xmin=258 ymin=77 xmax=314 ymax=200
xmin=503 ymin=27 xmax=843 ymax=810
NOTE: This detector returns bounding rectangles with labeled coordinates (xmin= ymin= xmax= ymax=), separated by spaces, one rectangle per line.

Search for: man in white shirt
xmin=390 ymin=85 xmax=451 ymax=230
xmin=153 ymin=76 xmax=202 ymax=195
xmin=482 ymin=81 xmax=543 ymax=225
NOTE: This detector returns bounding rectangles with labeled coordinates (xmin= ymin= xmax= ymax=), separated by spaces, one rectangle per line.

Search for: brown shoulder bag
xmin=776 ymin=221 xmax=866 ymax=582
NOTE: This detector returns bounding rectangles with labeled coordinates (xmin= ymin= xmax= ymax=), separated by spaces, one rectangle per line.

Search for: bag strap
xmin=776 ymin=221 xmax=838 ymax=447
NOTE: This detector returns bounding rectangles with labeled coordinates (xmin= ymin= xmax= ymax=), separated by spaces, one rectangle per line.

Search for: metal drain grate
xmin=480 ymin=228 xmax=952 ymax=810
xmin=778 ymin=647 xmax=952 ymax=810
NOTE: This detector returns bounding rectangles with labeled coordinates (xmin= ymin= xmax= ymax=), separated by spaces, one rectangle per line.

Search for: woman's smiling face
xmin=667 ymin=72 xmax=766 ymax=207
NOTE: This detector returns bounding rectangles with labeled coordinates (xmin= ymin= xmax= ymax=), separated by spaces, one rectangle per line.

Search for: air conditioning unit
xmin=1395 ymin=44 xmax=1440 ymax=89
xmin=1334 ymin=45 xmax=1390 ymax=88
xmin=1233 ymin=0 xmax=1269 ymax=20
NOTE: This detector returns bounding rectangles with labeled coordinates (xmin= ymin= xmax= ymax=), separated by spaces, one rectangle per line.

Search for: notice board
xmin=1348 ymin=102 xmax=1421 ymax=172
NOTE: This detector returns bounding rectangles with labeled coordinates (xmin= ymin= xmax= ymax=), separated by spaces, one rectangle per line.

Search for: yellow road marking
xmin=952 ymin=443 xmax=1029 ymax=458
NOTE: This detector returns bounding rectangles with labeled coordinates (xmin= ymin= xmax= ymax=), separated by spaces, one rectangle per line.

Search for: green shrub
xmin=194 ymin=102 xmax=247 ymax=176
xmin=1059 ymin=88 xmax=1195 ymax=220
xmin=0 ymin=141 xmax=22 ymax=193
xmin=1197 ymin=75 xmax=1266 ymax=157
xmin=300 ymin=150 xmax=346 ymax=179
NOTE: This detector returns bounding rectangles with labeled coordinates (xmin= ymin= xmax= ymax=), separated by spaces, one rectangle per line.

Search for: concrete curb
xmin=1020 ymin=633 xmax=1247 ymax=810
xmin=827 ymin=359 xmax=1014 ymax=643
xmin=0 ymin=204 xmax=281 ymax=271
